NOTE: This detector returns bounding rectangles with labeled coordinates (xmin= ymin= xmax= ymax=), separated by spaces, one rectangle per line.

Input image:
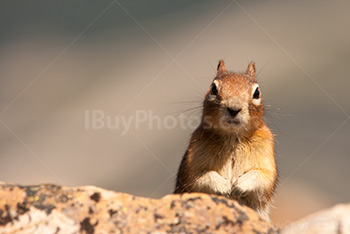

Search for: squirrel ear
xmin=217 ymin=60 xmax=226 ymax=74
xmin=246 ymin=62 xmax=256 ymax=77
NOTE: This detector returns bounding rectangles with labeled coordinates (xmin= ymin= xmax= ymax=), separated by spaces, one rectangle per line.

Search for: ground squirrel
xmin=174 ymin=60 xmax=277 ymax=220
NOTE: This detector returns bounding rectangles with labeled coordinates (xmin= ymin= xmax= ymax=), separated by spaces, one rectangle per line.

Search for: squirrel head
xmin=202 ymin=60 xmax=264 ymax=137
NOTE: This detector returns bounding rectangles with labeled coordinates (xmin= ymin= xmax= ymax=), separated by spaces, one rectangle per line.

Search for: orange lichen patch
xmin=0 ymin=186 xmax=26 ymax=208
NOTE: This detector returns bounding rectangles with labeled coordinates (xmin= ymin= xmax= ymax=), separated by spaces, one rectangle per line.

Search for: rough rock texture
xmin=281 ymin=203 xmax=350 ymax=234
xmin=0 ymin=182 xmax=278 ymax=234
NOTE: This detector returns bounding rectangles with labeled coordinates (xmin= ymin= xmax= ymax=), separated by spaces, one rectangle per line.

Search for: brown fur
xmin=174 ymin=61 xmax=277 ymax=220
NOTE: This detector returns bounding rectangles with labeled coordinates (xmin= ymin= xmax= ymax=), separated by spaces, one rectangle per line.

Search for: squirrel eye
xmin=253 ymin=87 xmax=260 ymax=99
xmin=210 ymin=83 xmax=218 ymax=96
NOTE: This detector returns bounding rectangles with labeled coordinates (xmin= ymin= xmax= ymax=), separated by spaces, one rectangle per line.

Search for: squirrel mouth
xmin=226 ymin=118 xmax=241 ymax=125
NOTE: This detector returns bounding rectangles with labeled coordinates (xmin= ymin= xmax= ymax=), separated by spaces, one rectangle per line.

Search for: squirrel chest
xmin=189 ymin=124 xmax=274 ymax=192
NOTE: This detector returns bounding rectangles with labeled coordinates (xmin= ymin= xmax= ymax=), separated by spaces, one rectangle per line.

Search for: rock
xmin=281 ymin=203 xmax=350 ymax=234
xmin=0 ymin=182 xmax=277 ymax=234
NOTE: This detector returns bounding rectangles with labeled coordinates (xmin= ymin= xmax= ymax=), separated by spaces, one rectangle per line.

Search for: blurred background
xmin=1 ymin=0 xmax=349 ymax=226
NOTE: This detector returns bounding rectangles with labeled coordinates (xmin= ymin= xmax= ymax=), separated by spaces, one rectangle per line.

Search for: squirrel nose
xmin=227 ymin=107 xmax=241 ymax=117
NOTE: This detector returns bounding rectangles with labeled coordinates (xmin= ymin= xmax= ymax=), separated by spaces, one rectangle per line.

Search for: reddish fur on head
xmin=202 ymin=61 xmax=263 ymax=138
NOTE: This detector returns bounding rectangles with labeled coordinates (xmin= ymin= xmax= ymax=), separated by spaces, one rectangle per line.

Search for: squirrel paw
xmin=231 ymin=170 xmax=261 ymax=197
xmin=214 ymin=180 xmax=231 ymax=196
